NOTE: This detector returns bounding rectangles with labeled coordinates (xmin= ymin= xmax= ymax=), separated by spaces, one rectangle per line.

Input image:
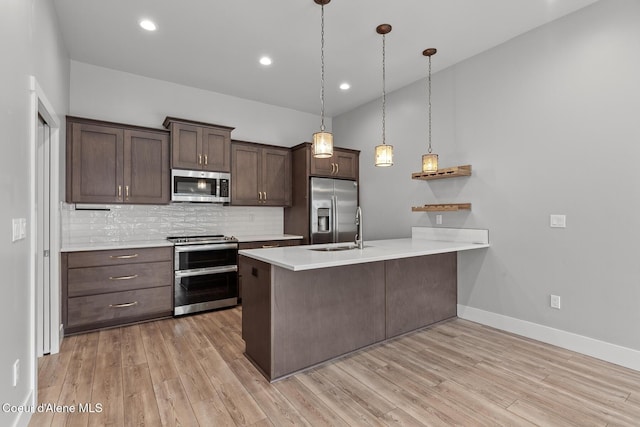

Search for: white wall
xmin=69 ymin=61 xmax=325 ymax=147
xmin=0 ymin=0 xmax=69 ymax=425
xmin=334 ymin=0 xmax=640 ymax=353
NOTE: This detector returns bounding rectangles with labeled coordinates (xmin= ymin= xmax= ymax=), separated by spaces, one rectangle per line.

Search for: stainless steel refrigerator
xmin=310 ymin=177 xmax=358 ymax=244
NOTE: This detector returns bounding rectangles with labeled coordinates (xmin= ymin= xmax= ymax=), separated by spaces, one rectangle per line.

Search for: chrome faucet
xmin=354 ymin=206 xmax=364 ymax=249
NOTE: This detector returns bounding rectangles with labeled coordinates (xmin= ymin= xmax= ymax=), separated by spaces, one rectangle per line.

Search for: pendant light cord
xmin=320 ymin=3 xmax=326 ymax=132
xmin=427 ymin=55 xmax=432 ymax=154
xmin=382 ymin=33 xmax=386 ymax=146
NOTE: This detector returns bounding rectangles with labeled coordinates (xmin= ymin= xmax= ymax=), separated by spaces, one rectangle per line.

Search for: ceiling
xmin=52 ymin=0 xmax=599 ymax=117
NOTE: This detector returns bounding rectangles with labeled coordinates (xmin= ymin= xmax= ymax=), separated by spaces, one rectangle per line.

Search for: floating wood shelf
xmin=411 ymin=165 xmax=472 ymax=181
xmin=412 ymin=203 xmax=472 ymax=212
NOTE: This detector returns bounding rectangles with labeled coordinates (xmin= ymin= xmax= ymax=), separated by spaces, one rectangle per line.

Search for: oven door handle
xmin=174 ymin=243 xmax=238 ymax=253
xmin=175 ymin=265 xmax=238 ymax=278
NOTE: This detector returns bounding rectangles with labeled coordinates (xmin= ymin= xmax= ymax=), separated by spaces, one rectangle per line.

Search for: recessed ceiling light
xmin=259 ymin=56 xmax=273 ymax=66
xmin=339 ymin=82 xmax=351 ymax=90
xmin=139 ymin=19 xmax=157 ymax=31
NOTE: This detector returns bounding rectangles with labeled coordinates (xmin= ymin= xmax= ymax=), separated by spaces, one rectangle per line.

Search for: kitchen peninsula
xmin=239 ymin=227 xmax=489 ymax=381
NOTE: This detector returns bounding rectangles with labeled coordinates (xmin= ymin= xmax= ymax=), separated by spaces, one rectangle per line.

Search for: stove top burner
xmin=167 ymin=234 xmax=237 ymax=244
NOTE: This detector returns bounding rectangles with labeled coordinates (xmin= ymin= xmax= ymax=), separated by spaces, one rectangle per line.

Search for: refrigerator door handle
xmin=332 ymin=195 xmax=338 ymax=242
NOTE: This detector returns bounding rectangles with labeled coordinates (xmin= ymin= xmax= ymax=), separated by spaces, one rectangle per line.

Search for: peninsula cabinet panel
xmin=66 ymin=116 xmax=170 ymax=204
xmin=385 ymin=253 xmax=457 ymax=338
xmin=164 ymin=117 xmax=233 ymax=172
xmin=237 ymin=238 xmax=301 ymax=302
xmin=231 ymin=141 xmax=291 ymax=206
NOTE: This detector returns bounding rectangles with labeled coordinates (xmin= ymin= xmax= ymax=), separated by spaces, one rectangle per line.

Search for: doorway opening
xmin=29 ymin=76 xmax=62 ymax=366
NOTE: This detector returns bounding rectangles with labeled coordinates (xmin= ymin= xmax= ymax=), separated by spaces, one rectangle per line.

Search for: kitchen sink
xmin=308 ymin=244 xmax=371 ymax=252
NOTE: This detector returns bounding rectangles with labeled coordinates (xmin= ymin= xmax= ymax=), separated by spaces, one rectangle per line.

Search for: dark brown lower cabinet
xmin=62 ymin=246 xmax=173 ymax=335
xmin=237 ymin=238 xmax=302 ymax=302
xmin=241 ymin=252 xmax=457 ymax=381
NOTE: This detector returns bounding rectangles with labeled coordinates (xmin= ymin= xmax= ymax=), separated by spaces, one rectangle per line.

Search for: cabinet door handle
xmin=109 ymin=274 xmax=139 ymax=281
xmin=261 ymin=244 xmax=280 ymax=248
xmin=336 ymin=163 xmax=339 ymax=175
xmin=109 ymin=254 xmax=139 ymax=259
xmin=330 ymin=163 xmax=335 ymax=174
xmin=263 ymin=191 xmax=267 ymax=201
xmin=258 ymin=191 xmax=263 ymax=201
xmin=109 ymin=301 xmax=138 ymax=308
xmin=198 ymin=154 xmax=202 ymax=165
xmin=125 ymin=185 xmax=130 ymax=200
xmin=204 ymin=154 xmax=208 ymax=166
xmin=118 ymin=185 xmax=122 ymax=199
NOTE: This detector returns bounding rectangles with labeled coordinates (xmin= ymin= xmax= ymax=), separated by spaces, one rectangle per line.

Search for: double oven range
xmin=167 ymin=234 xmax=239 ymax=316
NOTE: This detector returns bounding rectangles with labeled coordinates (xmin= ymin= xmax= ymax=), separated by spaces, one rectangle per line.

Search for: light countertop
xmin=235 ymin=234 xmax=303 ymax=243
xmin=60 ymin=239 xmax=174 ymax=252
xmin=60 ymin=234 xmax=303 ymax=252
xmin=239 ymin=227 xmax=489 ymax=272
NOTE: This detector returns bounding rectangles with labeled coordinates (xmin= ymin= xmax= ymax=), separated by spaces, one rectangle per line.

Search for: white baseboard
xmin=12 ymin=390 xmax=33 ymax=427
xmin=457 ymin=304 xmax=640 ymax=372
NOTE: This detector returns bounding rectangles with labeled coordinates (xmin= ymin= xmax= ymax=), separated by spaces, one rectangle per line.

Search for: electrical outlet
xmin=13 ymin=359 xmax=19 ymax=387
xmin=550 ymin=295 xmax=561 ymax=309
xmin=550 ymin=214 xmax=566 ymax=228
xmin=436 ymin=214 xmax=442 ymax=225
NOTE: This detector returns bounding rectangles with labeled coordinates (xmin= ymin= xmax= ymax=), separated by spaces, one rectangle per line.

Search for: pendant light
xmin=421 ymin=48 xmax=438 ymax=172
xmin=311 ymin=0 xmax=333 ymax=158
xmin=374 ymin=24 xmax=393 ymax=167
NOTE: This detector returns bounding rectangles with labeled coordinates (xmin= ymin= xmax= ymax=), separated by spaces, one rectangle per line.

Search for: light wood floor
xmin=30 ymin=306 xmax=640 ymax=426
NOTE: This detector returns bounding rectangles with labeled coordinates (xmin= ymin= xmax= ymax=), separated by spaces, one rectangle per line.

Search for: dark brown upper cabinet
xmin=66 ymin=116 xmax=170 ymax=204
xmin=163 ymin=117 xmax=234 ymax=172
xmin=308 ymin=145 xmax=359 ymax=180
xmin=231 ymin=141 xmax=291 ymax=207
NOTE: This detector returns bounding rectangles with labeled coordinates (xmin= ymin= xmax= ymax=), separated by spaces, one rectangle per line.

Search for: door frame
xmin=28 ymin=76 xmax=62 ymax=406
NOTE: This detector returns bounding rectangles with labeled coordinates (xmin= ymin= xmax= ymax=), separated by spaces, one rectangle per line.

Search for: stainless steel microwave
xmin=171 ymin=169 xmax=230 ymax=203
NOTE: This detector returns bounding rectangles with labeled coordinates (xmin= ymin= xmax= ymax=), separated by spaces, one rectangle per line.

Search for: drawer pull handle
xmin=261 ymin=244 xmax=279 ymax=248
xmin=109 ymin=254 xmax=139 ymax=259
xmin=109 ymin=301 xmax=138 ymax=308
xmin=109 ymin=274 xmax=139 ymax=281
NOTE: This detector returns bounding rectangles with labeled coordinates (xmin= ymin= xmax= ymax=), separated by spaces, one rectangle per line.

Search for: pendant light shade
xmin=312 ymin=0 xmax=333 ymax=158
xmin=422 ymin=153 xmax=438 ymax=172
xmin=421 ymin=48 xmax=438 ymax=173
xmin=374 ymin=24 xmax=393 ymax=167
xmin=375 ymin=144 xmax=394 ymax=166
xmin=312 ymin=131 xmax=333 ymax=158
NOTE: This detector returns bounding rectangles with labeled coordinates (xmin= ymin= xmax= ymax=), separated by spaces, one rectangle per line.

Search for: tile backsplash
xmin=60 ymin=202 xmax=283 ymax=245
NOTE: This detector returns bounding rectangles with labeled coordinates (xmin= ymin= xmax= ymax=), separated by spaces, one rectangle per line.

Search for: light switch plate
xmin=550 ymin=214 xmax=566 ymax=228
xmin=19 ymin=218 xmax=26 ymax=239
xmin=12 ymin=219 xmax=20 ymax=242
xmin=12 ymin=218 xmax=27 ymax=241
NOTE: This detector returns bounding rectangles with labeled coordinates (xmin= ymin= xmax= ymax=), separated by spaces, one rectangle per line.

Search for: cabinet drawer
xmin=67 ymin=261 xmax=172 ymax=297
xmin=67 ymin=246 xmax=172 ymax=268
xmin=67 ymin=286 xmax=172 ymax=329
